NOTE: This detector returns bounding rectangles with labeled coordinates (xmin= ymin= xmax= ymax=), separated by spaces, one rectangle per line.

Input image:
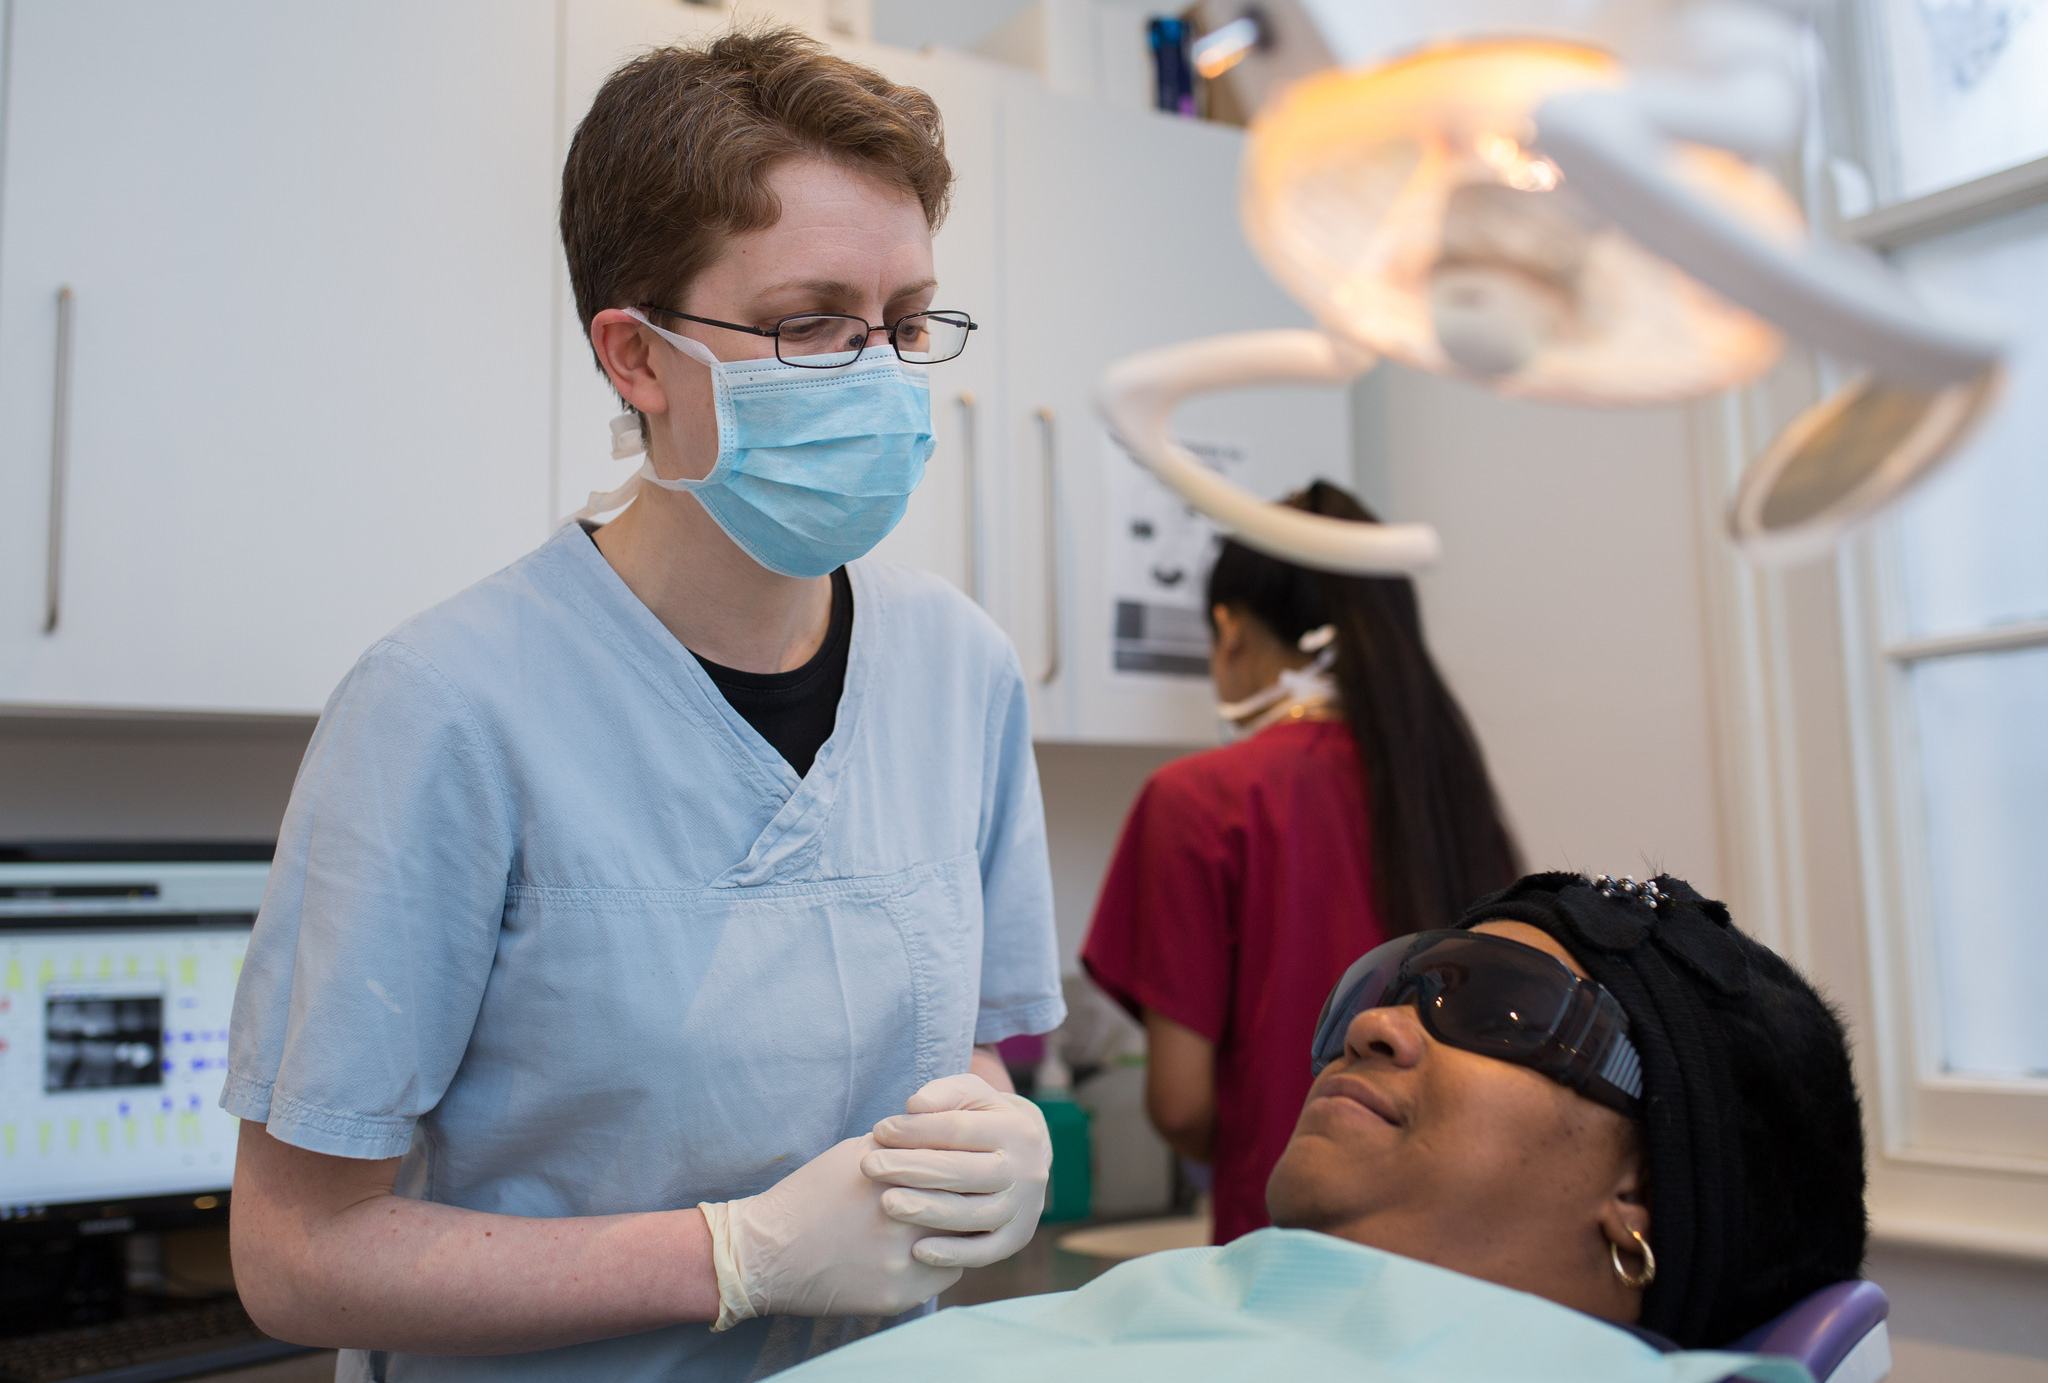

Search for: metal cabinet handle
xmin=45 ymin=286 xmax=75 ymax=636
xmin=957 ymin=392 xmax=984 ymax=604
xmin=1035 ymin=406 xmax=1060 ymax=686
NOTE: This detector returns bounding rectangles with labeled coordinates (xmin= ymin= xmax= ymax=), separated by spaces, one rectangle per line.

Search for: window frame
xmin=1689 ymin=0 xmax=2048 ymax=1260
xmin=1838 ymin=0 xmax=2048 ymax=1158
xmin=1842 ymin=527 xmax=2048 ymax=1166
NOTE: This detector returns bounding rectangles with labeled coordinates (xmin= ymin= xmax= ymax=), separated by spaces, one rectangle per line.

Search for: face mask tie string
xmin=1216 ymin=624 xmax=1340 ymax=738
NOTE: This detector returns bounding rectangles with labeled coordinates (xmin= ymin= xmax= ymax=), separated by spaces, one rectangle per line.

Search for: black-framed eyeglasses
xmin=638 ymin=306 xmax=977 ymax=369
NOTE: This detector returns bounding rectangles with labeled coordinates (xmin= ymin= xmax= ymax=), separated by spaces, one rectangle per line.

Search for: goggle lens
xmin=1395 ymin=943 xmax=1574 ymax=1058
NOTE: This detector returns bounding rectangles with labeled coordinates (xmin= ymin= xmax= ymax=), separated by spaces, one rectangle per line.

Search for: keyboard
xmin=0 ymin=1298 xmax=312 ymax=1383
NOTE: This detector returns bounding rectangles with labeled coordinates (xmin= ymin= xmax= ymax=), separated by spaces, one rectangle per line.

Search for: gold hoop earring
xmin=1610 ymin=1229 xmax=1656 ymax=1290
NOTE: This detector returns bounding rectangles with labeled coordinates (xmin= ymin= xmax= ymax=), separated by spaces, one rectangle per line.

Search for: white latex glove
xmin=860 ymin=1073 xmax=1052 ymax=1270
xmin=697 ymin=1135 xmax=962 ymax=1331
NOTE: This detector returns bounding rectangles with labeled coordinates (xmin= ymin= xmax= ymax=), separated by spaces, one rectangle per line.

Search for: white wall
xmin=1360 ymin=365 xmax=1728 ymax=895
xmin=1034 ymin=740 xmax=1192 ymax=974
xmin=1868 ymin=1243 xmax=2048 ymax=1376
xmin=0 ymin=716 xmax=310 ymax=842
xmin=872 ymin=0 xmax=1032 ymax=49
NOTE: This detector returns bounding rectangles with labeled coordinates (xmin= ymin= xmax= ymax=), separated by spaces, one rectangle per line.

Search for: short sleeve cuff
xmin=220 ymin=1069 xmax=417 ymax=1160
xmin=974 ymin=995 xmax=1067 ymax=1046
xmin=1080 ymin=957 xmax=1225 ymax=1046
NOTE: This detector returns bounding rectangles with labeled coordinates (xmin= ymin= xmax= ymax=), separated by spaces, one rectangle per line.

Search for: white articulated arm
xmin=1095 ymin=331 xmax=1441 ymax=575
xmin=1534 ymin=87 xmax=2005 ymax=389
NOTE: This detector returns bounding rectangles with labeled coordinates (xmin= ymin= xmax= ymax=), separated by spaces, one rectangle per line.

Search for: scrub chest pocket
xmin=416 ymin=855 xmax=986 ymax=1217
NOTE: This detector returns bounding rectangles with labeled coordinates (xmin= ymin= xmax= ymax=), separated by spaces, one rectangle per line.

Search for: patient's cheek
xmin=1460 ymin=1074 xmax=1621 ymax=1208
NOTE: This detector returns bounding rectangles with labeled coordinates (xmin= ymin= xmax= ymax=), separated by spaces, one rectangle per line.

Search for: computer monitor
xmin=0 ymin=844 xmax=270 ymax=1236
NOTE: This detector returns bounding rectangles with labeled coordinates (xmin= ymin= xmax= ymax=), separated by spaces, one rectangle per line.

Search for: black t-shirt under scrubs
xmin=691 ymin=566 xmax=853 ymax=777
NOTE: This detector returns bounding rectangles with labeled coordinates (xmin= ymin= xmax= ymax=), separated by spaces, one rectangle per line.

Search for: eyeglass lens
xmin=892 ymin=311 xmax=971 ymax=364
xmin=775 ymin=312 xmax=972 ymax=367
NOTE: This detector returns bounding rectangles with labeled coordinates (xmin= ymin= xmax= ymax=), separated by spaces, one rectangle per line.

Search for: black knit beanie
xmin=1457 ymin=872 xmax=1868 ymax=1347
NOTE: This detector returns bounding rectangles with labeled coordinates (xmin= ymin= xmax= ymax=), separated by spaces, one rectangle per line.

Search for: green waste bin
xmin=1034 ymin=1089 xmax=1093 ymax=1223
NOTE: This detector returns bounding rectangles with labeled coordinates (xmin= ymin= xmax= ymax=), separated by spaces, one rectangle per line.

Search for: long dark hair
xmin=1206 ymin=479 xmax=1521 ymax=937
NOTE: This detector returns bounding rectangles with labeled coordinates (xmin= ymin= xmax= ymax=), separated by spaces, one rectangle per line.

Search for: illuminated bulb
xmin=1193 ymin=15 xmax=1262 ymax=79
xmin=1428 ymin=176 xmax=1589 ymax=375
xmin=1475 ymin=132 xmax=1561 ymax=192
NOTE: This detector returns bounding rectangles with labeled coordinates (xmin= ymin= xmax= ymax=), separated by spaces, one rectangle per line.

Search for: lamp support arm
xmin=1095 ymin=331 xmax=1441 ymax=576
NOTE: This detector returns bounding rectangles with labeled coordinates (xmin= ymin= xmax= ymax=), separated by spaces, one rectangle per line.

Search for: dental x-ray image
xmin=44 ymin=992 xmax=165 ymax=1092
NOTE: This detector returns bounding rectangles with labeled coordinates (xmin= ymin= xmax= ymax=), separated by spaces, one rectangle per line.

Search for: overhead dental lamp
xmin=1096 ymin=0 xmax=2007 ymax=571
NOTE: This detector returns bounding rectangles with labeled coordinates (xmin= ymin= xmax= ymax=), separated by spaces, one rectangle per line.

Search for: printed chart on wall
xmin=1105 ymin=430 xmax=1249 ymax=679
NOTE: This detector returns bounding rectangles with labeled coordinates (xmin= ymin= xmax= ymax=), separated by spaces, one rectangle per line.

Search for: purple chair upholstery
xmin=1727 ymin=1280 xmax=1891 ymax=1382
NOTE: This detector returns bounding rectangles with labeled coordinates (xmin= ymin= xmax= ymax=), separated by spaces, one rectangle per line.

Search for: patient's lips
xmin=1313 ymin=1072 xmax=1405 ymax=1130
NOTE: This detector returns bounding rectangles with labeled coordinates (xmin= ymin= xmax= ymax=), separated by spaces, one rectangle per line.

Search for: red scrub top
xmin=1081 ymin=718 xmax=1388 ymax=1245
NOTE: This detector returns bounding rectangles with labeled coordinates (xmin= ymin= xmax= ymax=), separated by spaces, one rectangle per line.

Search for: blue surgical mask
xmin=578 ymin=309 xmax=935 ymax=578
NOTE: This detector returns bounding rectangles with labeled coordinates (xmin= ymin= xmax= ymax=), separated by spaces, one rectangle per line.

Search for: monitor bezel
xmin=0 ymin=841 xmax=275 ymax=865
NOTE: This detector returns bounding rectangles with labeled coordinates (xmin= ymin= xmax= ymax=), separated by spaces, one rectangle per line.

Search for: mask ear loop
xmin=575 ymin=310 xmax=725 ymax=521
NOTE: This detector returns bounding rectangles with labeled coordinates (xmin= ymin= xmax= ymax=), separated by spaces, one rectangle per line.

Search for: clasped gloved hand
xmin=697 ymin=1135 xmax=962 ymax=1331
xmin=861 ymin=1073 xmax=1052 ymax=1270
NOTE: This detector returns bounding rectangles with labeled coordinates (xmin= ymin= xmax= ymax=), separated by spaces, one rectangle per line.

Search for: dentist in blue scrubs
xmin=222 ymin=31 xmax=1063 ymax=1383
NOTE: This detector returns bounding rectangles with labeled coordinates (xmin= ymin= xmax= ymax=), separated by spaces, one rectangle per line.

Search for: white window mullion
xmin=1884 ymin=615 xmax=2048 ymax=663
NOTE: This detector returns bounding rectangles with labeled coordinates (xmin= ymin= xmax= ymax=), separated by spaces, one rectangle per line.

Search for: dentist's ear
xmin=589 ymin=309 xmax=673 ymax=418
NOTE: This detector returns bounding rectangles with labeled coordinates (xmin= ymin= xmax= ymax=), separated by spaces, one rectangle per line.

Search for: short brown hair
xmin=560 ymin=27 xmax=953 ymax=341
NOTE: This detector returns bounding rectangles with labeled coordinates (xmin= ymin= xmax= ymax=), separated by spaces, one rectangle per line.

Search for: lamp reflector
xmin=1241 ymin=40 xmax=1805 ymax=404
xmin=1730 ymin=368 xmax=2003 ymax=563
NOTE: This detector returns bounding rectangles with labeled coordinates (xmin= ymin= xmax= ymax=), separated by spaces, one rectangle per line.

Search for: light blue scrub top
xmin=223 ymin=523 xmax=1065 ymax=1382
xmin=775 ymin=1230 xmax=1815 ymax=1383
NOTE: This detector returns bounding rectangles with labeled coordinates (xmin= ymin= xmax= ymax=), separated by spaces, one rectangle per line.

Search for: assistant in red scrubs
xmin=1082 ymin=481 xmax=1521 ymax=1244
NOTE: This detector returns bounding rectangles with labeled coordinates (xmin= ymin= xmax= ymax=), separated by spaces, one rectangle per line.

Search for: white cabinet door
xmin=999 ymin=90 xmax=1351 ymax=744
xmin=0 ymin=0 xmax=557 ymax=715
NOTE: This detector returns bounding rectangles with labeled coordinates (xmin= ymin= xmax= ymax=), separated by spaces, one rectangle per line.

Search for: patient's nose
xmin=1345 ymin=1003 xmax=1426 ymax=1069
